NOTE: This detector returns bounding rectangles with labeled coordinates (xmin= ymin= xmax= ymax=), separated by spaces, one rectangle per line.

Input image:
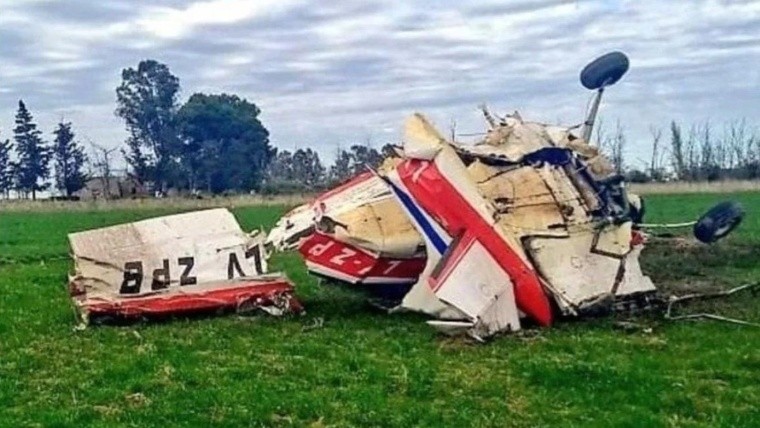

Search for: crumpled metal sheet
xmin=69 ymin=208 xmax=301 ymax=324
xmin=267 ymin=171 xmax=419 ymax=257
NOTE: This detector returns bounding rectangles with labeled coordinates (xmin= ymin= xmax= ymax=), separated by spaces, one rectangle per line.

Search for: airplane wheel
xmin=693 ymin=201 xmax=744 ymax=243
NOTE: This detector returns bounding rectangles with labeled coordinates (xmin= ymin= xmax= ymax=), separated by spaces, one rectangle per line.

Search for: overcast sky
xmin=0 ymin=0 xmax=758 ymax=168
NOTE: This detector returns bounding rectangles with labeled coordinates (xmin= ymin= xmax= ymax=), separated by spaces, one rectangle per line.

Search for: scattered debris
xmin=613 ymin=320 xmax=653 ymax=334
xmin=665 ymin=282 xmax=759 ymax=327
xmin=272 ymin=110 xmax=656 ymax=338
xmin=301 ymin=317 xmax=325 ymax=332
xmin=68 ymin=208 xmax=302 ymax=325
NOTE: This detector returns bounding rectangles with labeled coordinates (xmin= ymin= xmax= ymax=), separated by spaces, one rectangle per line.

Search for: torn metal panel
xmin=458 ymin=117 xmax=556 ymax=162
xmin=328 ymin=196 xmax=422 ymax=259
xmin=266 ymin=203 xmax=316 ymax=252
xmin=428 ymin=232 xmax=521 ymax=336
xmin=266 ymin=172 xmax=394 ymax=252
xmin=473 ymin=164 xmax=570 ymax=235
xmin=79 ymin=277 xmax=302 ymax=321
xmin=526 ymin=232 xmax=621 ymax=312
xmin=395 ymin=114 xmax=553 ymax=329
xmin=267 ymin=169 xmax=423 ymax=260
xmin=592 ymin=222 xmax=634 ymax=257
xmin=298 ymin=231 xmax=425 ymax=285
xmin=382 ymin=166 xmax=462 ymax=320
xmin=526 ymin=226 xmax=655 ymax=314
xmin=69 ymin=208 xmax=300 ymax=323
xmin=383 ymin=168 xmax=460 ymax=318
xmin=616 ymin=244 xmax=657 ymax=297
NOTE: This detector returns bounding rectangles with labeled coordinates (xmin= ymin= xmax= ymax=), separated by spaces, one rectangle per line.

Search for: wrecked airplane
xmin=268 ymin=51 xmax=744 ymax=339
xmin=67 ymin=52 xmax=743 ymax=336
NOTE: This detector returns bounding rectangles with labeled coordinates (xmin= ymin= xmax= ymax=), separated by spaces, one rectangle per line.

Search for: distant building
xmin=74 ymin=175 xmax=149 ymax=200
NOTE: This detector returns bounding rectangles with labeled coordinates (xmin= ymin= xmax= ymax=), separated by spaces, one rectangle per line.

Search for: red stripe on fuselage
xmin=397 ymin=159 xmax=553 ymax=326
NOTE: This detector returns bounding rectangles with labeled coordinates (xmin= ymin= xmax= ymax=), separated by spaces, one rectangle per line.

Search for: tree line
xmin=0 ymin=101 xmax=87 ymax=199
xmin=0 ymin=59 xmax=395 ymax=199
xmin=597 ymin=119 xmax=760 ymax=183
xmin=1 ymin=58 xmax=757 ymax=199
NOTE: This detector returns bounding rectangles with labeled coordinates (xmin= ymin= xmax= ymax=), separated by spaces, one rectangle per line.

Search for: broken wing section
xmin=68 ymin=208 xmax=301 ymax=324
xmin=268 ymin=163 xmax=427 ymax=287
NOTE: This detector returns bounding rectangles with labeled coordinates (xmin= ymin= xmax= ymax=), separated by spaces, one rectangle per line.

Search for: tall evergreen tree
xmin=0 ymin=133 xmax=12 ymax=199
xmin=52 ymin=122 xmax=88 ymax=197
xmin=13 ymin=100 xmax=51 ymax=200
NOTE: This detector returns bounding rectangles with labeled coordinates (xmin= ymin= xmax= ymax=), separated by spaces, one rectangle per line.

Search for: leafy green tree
xmin=381 ymin=143 xmax=398 ymax=158
xmin=266 ymin=149 xmax=294 ymax=181
xmin=13 ymin=100 xmax=51 ymax=200
xmin=328 ymin=144 xmax=384 ymax=184
xmin=0 ymin=134 xmax=12 ymax=199
xmin=263 ymin=148 xmax=326 ymax=194
xmin=348 ymin=144 xmax=383 ymax=176
xmin=328 ymin=148 xmax=354 ymax=185
xmin=52 ymin=122 xmax=88 ymax=197
xmin=116 ymin=60 xmax=180 ymax=190
xmin=177 ymin=93 xmax=274 ymax=193
xmin=291 ymin=148 xmax=326 ymax=187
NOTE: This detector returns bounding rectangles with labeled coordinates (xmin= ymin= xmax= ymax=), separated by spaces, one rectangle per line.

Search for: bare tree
xmin=686 ymin=124 xmax=700 ymax=180
xmin=89 ymin=141 xmax=118 ymax=200
xmin=669 ymin=121 xmax=685 ymax=180
xmin=608 ymin=120 xmax=626 ymax=175
xmin=726 ymin=119 xmax=748 ymax=171
xmin=649 ymin=125 xmax=662 ymax=180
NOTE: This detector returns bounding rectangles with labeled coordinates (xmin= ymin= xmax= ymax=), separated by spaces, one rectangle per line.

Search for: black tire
xmin=580 ymin=51 xmax=630 ymax=90
xmin=693 ymin=201 xmax=745 ymax=243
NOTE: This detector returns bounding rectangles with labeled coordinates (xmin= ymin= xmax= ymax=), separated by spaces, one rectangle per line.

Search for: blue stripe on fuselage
xmin=386 ymin=179 xmax=448 ymax=255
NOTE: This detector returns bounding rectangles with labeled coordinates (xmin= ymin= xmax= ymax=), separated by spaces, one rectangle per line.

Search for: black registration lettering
xmin=120 ymin=261 xmax=143 ymax=294
xmin=227 ymin=253 xmax=246 ymax=279
xmin=178 ymin=256 xmax=197 ymax=286
xmin=245 ymin=246 xmax=263 ymax=274
xmin=151 ymin=259 xmax=171 ymax=291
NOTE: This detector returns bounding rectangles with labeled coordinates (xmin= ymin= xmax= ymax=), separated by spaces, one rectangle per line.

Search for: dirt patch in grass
xmin=642 ymin=237 xmax=757 ymax=293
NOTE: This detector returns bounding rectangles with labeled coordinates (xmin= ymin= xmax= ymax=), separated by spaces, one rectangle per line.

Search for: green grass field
xmin=1 ymin=193 xmax=759 ymax=427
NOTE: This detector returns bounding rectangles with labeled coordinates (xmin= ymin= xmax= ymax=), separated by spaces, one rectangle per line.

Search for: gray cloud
xmin=0 ymin=0 xmax=758 ymax=169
